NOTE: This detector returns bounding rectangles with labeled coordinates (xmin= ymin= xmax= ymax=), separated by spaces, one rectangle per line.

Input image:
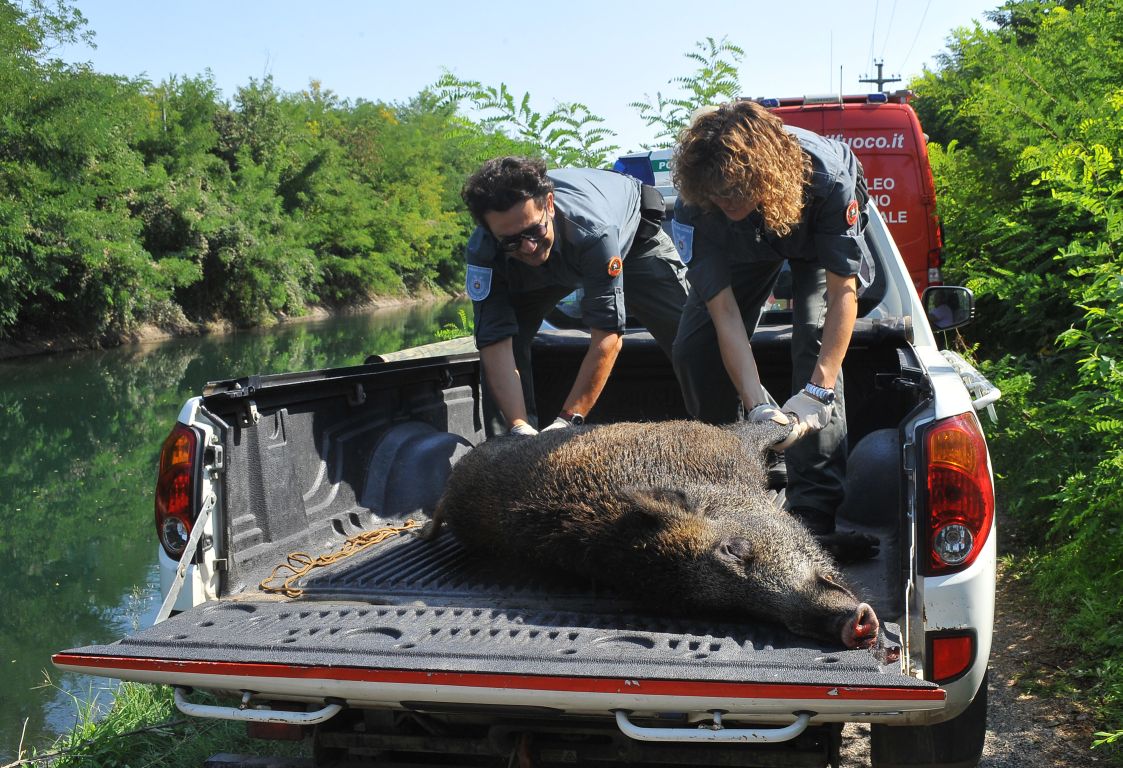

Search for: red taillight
xmin=928 ymin=631 xmax=976 ymax=682
xmin=927 ymin=220 xmax=943 ymax=287
xmin=923 ymin=413 xmax=994 ymax=575
xmin=155 ymin=423 xmax=199 ymax=559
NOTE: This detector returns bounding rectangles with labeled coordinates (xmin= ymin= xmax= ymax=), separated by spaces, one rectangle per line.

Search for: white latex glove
xmin=509 ymin=423 xmax=539 ymax=436
xmin=541 ymin=417 xmax=571 ymax=432
xmin=776 ymin=390 xmax=834 ymax=450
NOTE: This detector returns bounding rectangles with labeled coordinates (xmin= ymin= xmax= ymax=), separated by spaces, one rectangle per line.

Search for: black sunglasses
xmin=495 ymin=208 xmax=550 ymax=253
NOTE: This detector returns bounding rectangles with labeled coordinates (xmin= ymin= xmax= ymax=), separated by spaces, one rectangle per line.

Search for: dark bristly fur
xmin=427 ymin=420 xmax=879 ymax=649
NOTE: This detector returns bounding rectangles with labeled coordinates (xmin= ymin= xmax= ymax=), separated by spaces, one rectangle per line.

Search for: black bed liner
xmin=66 ymin=530 xmax=925 ymax=690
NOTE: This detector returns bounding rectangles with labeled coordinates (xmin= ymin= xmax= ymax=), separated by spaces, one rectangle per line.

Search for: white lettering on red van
xmin=824 ymin=133 xmax=906 ymax=150
xmin=884 ymin=210 xmax=909 ymax=224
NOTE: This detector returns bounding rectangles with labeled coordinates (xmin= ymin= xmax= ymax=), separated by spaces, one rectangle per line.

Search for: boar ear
xmin=620 ymin=487 xmax=696 ymax=527
xmin=717 ymin=536 xmax=756 ymax=564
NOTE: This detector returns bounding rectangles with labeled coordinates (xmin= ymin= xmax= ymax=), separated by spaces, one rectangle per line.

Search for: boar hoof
xmin=418 ymin=519 xmax=442 ymax=541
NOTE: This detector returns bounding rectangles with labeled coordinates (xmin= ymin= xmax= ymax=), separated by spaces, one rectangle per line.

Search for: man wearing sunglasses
xmin=461 ymin=156 xmax=689 ymax=436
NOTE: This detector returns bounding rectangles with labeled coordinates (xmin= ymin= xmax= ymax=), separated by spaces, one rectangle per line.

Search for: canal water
xmin=0 ymin=300 xmax=470 ymax=760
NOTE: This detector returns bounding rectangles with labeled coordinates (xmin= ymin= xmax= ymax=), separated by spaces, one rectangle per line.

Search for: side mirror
xmin=921 ymin=286 xmax=975 ymax=331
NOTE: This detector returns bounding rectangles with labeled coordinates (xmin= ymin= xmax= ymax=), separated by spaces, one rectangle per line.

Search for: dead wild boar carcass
xmin=426 ymin=420 xmax=879 ymax=650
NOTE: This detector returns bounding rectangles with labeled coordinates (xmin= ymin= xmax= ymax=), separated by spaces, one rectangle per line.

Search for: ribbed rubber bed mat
xmin=67 ymin=532 xmax=928 ymax=689
xmin=290 ymin=529 xmax=653 ymax=613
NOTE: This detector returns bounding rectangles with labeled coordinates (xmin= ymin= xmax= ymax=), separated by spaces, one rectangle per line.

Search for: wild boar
xmin=426 ymin=420 xmax=879 ymax=650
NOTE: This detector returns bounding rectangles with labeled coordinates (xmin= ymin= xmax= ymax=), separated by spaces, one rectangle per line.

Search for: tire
xmin=869 ymin=670 xmax=988 ymax=768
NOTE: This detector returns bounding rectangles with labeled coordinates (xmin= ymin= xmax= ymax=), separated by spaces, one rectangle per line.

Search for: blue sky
xmin=60 ymin=0 xmax=998 ymax=153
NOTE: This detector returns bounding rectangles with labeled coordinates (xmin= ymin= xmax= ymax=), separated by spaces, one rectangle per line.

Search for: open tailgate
xmin=56 ymin=531 xmax=942 ymax=719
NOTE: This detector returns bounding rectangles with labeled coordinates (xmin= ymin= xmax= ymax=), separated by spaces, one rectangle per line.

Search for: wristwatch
xmin=560 ymin=411 xmax=586 ymax=425
xmin=803 ymin=382 xmax=836 ymax=405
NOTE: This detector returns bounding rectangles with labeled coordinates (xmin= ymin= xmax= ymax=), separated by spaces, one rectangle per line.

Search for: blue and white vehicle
xmin=56 ymin=201 xmax=998 ymax=767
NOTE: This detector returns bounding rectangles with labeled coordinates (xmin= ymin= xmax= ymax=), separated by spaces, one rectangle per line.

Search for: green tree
xmin=914 ymin=0 xmax=1123 ymax=746
xmin=0 ymin=0 xmax=165 ymax=337
xmin=629 ymin=36 xmax=744 ymax=149
xmin=435 ymin=73 xmax=618 ymax=168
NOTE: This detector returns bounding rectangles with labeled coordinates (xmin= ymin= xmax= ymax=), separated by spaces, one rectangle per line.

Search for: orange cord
xmin=259 ymin=519 xmax=422 ymax=597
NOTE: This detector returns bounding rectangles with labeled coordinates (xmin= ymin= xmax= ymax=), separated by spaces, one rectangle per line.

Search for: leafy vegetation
xmin=435 ymin=73 xmax=617 ymax=168
xmin=0 ymin=1 xmax=525 ymax=343
xmin=8 ymin=0 xmax=1123 ymax=760
xmin=20 ymin=680 xmax=310 ymax=768
xmin=629 ymin=36 xmax=745 ymax=149
xmin=914 ymin=0 xmax=1123 ymax=753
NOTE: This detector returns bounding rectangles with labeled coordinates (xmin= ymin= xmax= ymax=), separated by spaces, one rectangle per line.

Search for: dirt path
xmin=840 ymin=556 xmax=1107 ymax=766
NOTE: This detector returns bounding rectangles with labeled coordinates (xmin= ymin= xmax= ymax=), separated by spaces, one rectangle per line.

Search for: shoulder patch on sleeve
xmin=465 ymin=264 xmax=492 ymax=302
xmin=846 ymin=199 xmax=859 ymax=228
xmin=670 ymin=219 xmax=694 ymax=264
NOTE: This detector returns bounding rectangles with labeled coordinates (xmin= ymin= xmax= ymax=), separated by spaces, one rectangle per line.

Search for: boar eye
xmin=718 ymin=537 xmax=755 ymax=564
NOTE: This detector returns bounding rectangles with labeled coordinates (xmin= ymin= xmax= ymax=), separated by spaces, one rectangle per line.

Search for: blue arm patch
xmin=671 ymin=219 xmax=694 ymax=264
xmin=466 ymin=265 xmax=492 ymax=301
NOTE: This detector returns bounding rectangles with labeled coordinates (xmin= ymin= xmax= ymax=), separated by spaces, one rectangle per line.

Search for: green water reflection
xmin=0 ymin=300 xmax=470 ymax=759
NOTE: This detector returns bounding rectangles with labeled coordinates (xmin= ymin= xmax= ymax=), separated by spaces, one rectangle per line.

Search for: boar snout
xmin=841 ymin=603 xmax=880 ymax=649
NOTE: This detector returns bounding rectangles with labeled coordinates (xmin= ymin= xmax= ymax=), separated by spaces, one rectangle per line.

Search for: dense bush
xmin=914 ymin=0 xmax=1123 ymax=747
xmin=0 ymin=3 xmax=527 ymax=340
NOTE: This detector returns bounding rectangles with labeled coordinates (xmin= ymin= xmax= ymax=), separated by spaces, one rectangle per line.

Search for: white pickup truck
xmin=55 ymin=203 xmax=999 ymax=768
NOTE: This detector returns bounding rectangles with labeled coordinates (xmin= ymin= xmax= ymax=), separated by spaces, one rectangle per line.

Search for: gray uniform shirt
xmin=465 ymin=168 xmax=644 ymax=348
xmin=670 ymin=126 xmax=874 ymax=303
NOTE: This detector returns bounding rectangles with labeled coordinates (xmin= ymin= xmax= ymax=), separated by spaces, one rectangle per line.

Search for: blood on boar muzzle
xmin=425 ymin=420 xmax=879 ymax=650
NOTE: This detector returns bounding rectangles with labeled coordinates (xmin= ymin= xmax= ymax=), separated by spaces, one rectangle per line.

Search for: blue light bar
xmin=759 ymin=98 xmax=781 ymax=108
xmin=867 ymin=92 xmax=889 ymax=103
xmin=613 ymin=155 xmax=656 ymax=186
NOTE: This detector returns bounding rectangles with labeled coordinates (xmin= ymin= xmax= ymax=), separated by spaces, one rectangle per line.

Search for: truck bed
xmin=57 ymin=326 xmax=934 ymax=707
xmin=65 ymin=523 xmax=918 ymax=687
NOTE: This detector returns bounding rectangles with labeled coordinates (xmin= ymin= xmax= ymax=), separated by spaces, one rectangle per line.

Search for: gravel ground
xmin=838 ymin=556 xmax=1109 ymax=767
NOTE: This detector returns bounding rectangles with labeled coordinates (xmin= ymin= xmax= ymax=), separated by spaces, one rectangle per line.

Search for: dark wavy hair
xmin=461 ymin=156 xmax=554 ymax=226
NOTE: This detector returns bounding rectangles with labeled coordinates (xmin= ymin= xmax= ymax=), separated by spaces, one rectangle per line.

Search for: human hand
xmin=509 ymin=423 xmax=539 ymax=436
xmin=747 ymin=403 xmax=791 ymax=426
xmin=776 ymin=391 xmax=833 ymax=450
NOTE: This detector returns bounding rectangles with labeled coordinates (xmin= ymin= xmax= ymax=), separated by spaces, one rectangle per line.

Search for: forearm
xmin=479 ymin=338 xmax=530 ymax=428
xmin=706 ymin=287 xmax=769 ymax=408
xmin=561 ymin=327 xmax=623 ymax=416
xmin=812 ymin=273 xmax=859 ymax=389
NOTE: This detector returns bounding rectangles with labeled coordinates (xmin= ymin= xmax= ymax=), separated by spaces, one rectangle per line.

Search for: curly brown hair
xmin=672 ymin=101 xmax=811 ymax=236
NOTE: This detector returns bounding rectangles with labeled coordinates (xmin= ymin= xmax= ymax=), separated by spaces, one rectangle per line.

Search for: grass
xmin=8 ymin=678 xmax=310 ymax=768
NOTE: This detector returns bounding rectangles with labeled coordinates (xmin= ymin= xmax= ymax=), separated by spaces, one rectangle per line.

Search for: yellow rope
xmin=259 ymin=519 xmax=423 ymax=598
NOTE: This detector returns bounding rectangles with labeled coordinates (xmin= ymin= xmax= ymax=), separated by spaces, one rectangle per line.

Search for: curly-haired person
xmin=669 ymin=100 xmax=877 ymax=561
xmin=461 ymin=156 xmax=688 ymax=436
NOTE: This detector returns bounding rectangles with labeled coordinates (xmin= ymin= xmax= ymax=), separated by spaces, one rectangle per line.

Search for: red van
xmin=614 ymin=91 xmax=943 ymax=293
xmin=761 ymin=91 xmax=942 ymax=291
